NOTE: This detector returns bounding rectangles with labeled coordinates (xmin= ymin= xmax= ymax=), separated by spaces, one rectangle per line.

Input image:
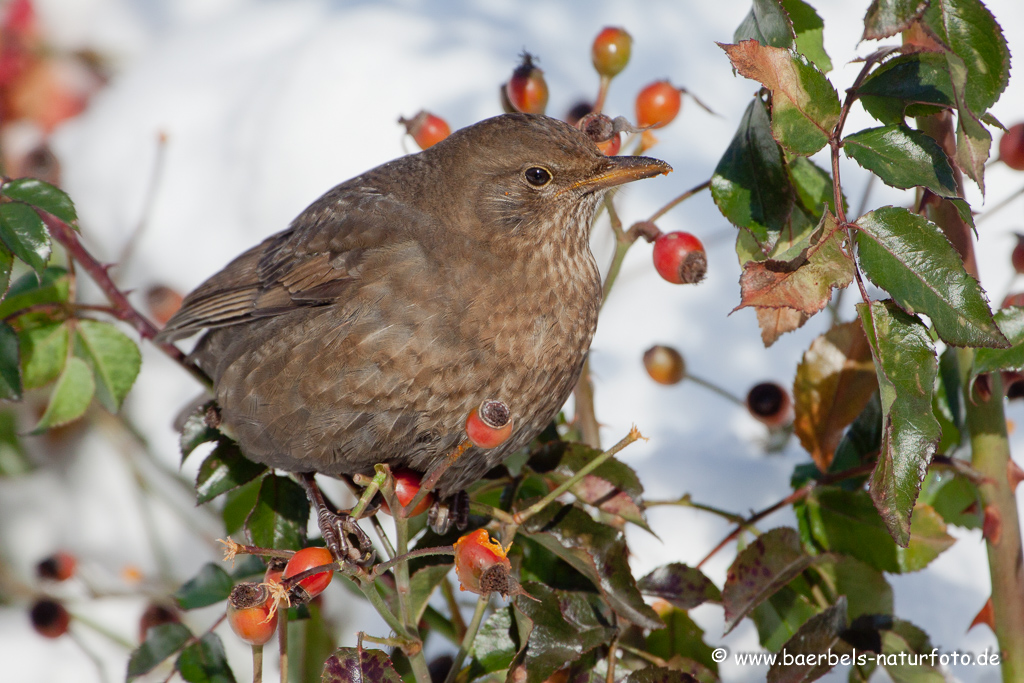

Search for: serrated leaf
xmin=32 ymin=356 xmax=94 ymax=433
xmin=951 ymin=61 xmax=992 ymax=194
xmin=781 ymin=0 xmax=830 ymax=72
xmin=734 ymin=0 xmax=794 ymax=49
xmin=972 ymin=307 xmax=1024 ymax=378
xmin=751 ymin=583 xmax=819 ymax=653
xmin=1 ymin=178 xmax=77 ymax=224
xmin=722 ymin=527 xmax=814 ymax=633
xmin=638 ymin=564 xmax=721 ymax=611
xmin=858 ymin=300 xmax=941 ymax=545
xmin=195 ymin=439 xmax=267 ymax=504
xmin=470 ymin=606 xmax=518 ymax=674
xmin=722 ymin=41 xmax=840 ymax=156
xmin=712 ymin=98 xmax=794 ymax=243
xmin=922 ymin=0 xmax=1009 ymax=114
xmin=127 ymin=622 xmax=192 ymax=680
xmin=245 ymin=474 xmax=309 ymax=551
xmin=804 ymin=488 xmax=953 ymax=573
xmin=18 ymin=321 xmax=68 ymax=389
xmin=736 ymin=211 xmax=853 ymax=317
xmin=788 ymin=156 xmax=842 ymax=219
xmin=74 ymin=319 xmax=141 ymax=412
xmin=844 ymin=125 xmax=957 ymax=197
xmin=0 ymin=321 xmax=22 ymax=400
xmin=646 ymin=605 xmax=719 ymax=675
xmin=174 ymin=563 xmax=234 ymax=610
xmin=793 ymin=321 xmax=878 ymax=471
xmin=521 ymin=503 xmax=661 ymax=630
xmin=511 ymin=583 xmax=616 ymax=683
xmin=863 ymin=0 xmax=929 ymax=40
xmin=845 ymin=617 xmax=945 ymax=682
xmin=756 ymin=307 xmax=810 ymax=347
xmin=857 ymin=52 xmax=956 ymax=125
xmin=855 ymin=207 xmax=1005 ymax=348
xmin=176 ymin=632 xmax=236 ymax=683
xmin=0 ymin=267 xmax=69 ymax=320
xmin=542 ymin=442 xmax=649 ymax=531
xmin=767 ymin=598 xmax=849 ymax=683
xmin=0 ymin=202 xmax=50 ymax=274
xmin=919 ymin=470 xmax=982 ymax=529
xmin=322 ymin=647 xmax=402 ymax=683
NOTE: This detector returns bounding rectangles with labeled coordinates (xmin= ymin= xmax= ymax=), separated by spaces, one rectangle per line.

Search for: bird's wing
xmin=155 ymin=187 xmax=427 ymax=342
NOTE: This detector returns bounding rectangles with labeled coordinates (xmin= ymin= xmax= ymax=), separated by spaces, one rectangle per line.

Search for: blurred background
xmin=1 ymin=0 xmax=1023 ymax=681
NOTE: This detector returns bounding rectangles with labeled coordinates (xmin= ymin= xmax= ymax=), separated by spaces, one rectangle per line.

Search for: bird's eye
xmin=524 ymin=166 xmax=552 ymax=187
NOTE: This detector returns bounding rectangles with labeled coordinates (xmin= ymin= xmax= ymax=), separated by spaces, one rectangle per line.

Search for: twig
xmin=648 ymin=179 xmax=711 ymax=222
xmin=369 ymin=547 xmax=454 ymax=581
xmin=442 ymin=594 xmax=489 ymax=683
xmin=118 ymin=131 xmax=169 ymax=273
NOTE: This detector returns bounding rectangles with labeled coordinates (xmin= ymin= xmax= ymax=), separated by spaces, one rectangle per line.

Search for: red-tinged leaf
xmin=793 ymin=321 xmax=878 ymax=471
xmin=720 ymin=41 xmax=840 ymax=156
xmin=756 ymin=307 xmax=809 ymax=347
xmin=542 ymin=442 xmax=650 ymax=531
xmin=735 ymin=211 xmax=853 ymax=317
xmin=322 ymin=647 xmax=402 ymax=683
xmin=943 ymin=51 xmax=993 ymax=193
xmin=858 ymin=301 xmax=941 ymax=546
xmin=863 ymin=0 xmax=928 ymax=40
xmin=969 ymin=597 xmax=994 ymax=632
xmin=722 ymin=527 xmax=815 ymax=633
xmin=855 ymin=207 xmax=1006 ymax=349
xmin=638 ymin=564 xmax=721 ymax=610
xmin=766 ymin=598 xmax=850 ymax=683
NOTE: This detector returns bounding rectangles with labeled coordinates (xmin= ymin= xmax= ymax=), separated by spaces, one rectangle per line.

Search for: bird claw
xmin=427 ymin=490 xmax=470 ymax=535
xmin=300 ymin=472 xmax=375 ymax=568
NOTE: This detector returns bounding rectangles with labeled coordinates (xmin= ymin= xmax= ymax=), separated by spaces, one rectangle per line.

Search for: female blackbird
xmin=158 ymin=113 xmax=669 ymax=556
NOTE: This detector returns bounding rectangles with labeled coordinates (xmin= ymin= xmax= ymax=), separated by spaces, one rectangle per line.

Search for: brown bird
xmin=158 ymin=113 xmax=670 ymax=558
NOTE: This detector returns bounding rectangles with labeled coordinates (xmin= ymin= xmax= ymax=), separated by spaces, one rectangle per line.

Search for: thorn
xmin=969 ymin=597 xmax=994 ymax=633
xmin=982 ymin=505 xmax=1002 ymax=545
xmin=1008 ymin=459 xmax=1024 ymax=493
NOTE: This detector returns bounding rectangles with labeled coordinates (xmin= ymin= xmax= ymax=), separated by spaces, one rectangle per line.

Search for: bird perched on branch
xmin=157 ymin=112 xmax=670 ymax=560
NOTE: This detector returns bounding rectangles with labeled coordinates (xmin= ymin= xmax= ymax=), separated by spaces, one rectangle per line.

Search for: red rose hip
xmin=400 ymin=110 xmax=451 ymax=150
xmin=652 ymin=231 xmax=706 ymax=284
xmin=283 ymin=546 xmax=334 ymax=599
xmin=592 ymin=27 xmax=632 ymax=79
xmin=465 ymin=399 xmax=513 ymax=449
xmin=380 ymin=467 xmax=434 ymax=516
xmin=999 ymin=123 xmax=1024 ymax=171
xmin=643 ymin=345 xmax=686 ymax=385
xmin=227 ymin=583 xmax=278 ymax=646
xmin=746 ymin=382 xmax=793 ymax=428
xmin=506 ymin=53 xmax=548 ymax=115
xmin=636 ymin=81 xmax=682 ymax=129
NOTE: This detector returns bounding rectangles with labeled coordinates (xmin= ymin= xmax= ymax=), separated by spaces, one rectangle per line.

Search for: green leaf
xmin=858 ymin=300 xmax=941 ymax=544
xmin=855 ymin=207 xmax=1005 ymax=348
xmin=180 ymin=403 xmax=220 ymax=463
xmin=734 ymin=0 xmax=794 ymax=49
xmin=712 ymin=98 xmax=795 ymax=243
xmin=793 ymin=321 xmax=877 ymax=472
xmin=781 ymin=0 xmax=830 ymax=72
xmin=32 ymin=356 xmax=94 ymax=433
xmin=843 ymin=125 xmax=957 ymax=197
xmin=646 ymin=606 xmax=719 ymax=674
xmin=176 ymin=632 xmax=236 ymax=683
xmin=511 ymin=583 xmax=616 ymax=683
xmin=0 ymin=202 xmax=50 ymax=274
xmin=521 ymin=503 xmax=661 ymax=629
xmin=174 ymin=563 xmax=234 ymax=610
xmin=857 ymin=52 xmax=956 ymax=125
xmin=127 ymin=622 xmax=192 ymax=680
xmin=18 ymin=321 xmax=68 ymax=389
xmin=0 ymin=244 xmax=14 ymax=300
xmin=973 ymin=307 xmax=1024 ymax=378
xmin=845 ymin=617 xmax=946 ymax=682
xmin=922 ymin=0 xmax=1009 ymax=114
xmin=766 ymin=598 xmax=849 ymax=683
xmin=470 ymin=606 xmax=519 ymax=675
xmin=722 ymin=527 xmax=815 ymax=633
xmin=804 ymin=488 xmax=954 ymax=573
xmin=322 ymin=647 xmax=403 ymax=683
xmin=74 ymin=319 xmax=141 ymax=412
xmin=245 ymin=474 xmax=309 ymax=551
xmin=408 ymin=564 xmax=451 ymax=625
xmin=919 ymin=470 xmax=982 ymax=529
xmin=637 ymin=563 xmax=721 ymax=611
xmin=0 ymin=321 xmax=22 ymax=400
xmin=863 ymin=0 xmax=929 ymax=40
xmin=195 ymin=439 xmax=267 ymax=504
xmin=750 ymin=583 xmax=820 ymax=652
xmin=222 ymin=478 xmax=261 ymax=536
xmin=735 ymin=211 xmax=853 ymax=318
xmin=1 ymin=178 xmax=77 ymax=224
xmin=815 ymin=555 xmax=892 ymax=620
xmin=951 ymin=63 xmax=992 ymax=194
xmin=722 ymin=41 xmax=840 ymax=156
xmin=0 ymin=410 xmax=30 ymax=476
xmin=0 ymin=267 xmax=69 ymax=320
xmin=625 ymin=669 xmax=703 ymax=683
xmin=788 ymin=156 xmax=843 ymax=218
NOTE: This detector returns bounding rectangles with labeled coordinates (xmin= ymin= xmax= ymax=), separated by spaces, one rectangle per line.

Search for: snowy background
xmin=2 ymin=0 xmax=1024 ymax=681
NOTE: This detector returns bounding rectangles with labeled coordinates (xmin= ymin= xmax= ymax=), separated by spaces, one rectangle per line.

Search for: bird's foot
xmin=427 ymin=490 xmax=469 ymax=535
xmin=299 ymin=473 xmax=375 ymax=568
